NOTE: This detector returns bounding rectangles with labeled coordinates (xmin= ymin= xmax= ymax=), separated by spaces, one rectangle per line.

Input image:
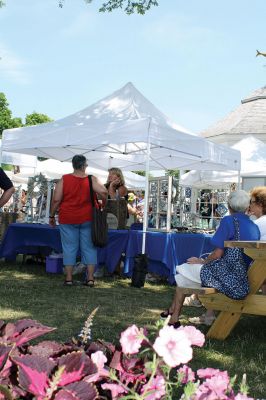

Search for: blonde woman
xmin=105 ymin=167 xmax=128 ymax=200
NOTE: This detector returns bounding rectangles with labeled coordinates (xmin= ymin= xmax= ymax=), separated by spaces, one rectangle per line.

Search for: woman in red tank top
xmin=49 ymin=155 xmax=107 ymax=286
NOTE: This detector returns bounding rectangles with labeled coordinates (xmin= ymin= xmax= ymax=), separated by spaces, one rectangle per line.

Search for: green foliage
xmin=0 ymin=92 xmax=23 ymax=137
xmin=1 ymin=163 xmax=13 ymax=171
xmin=166 ymin=169 xmax=180 ymax=178
xmin=0 ymin=0 xmax=158 ymax=14
xmin=134 ymin=170 xmax=146 ymax=176
xmin=25 ymin=112 xmax=53 ymax=126
xmin=0 ymin=93 xmax=52 ymax=141
xmin=58 ymin=0 xmax=158 ymax=14
xmin=98 ymin=0 xmax=158 ymax=14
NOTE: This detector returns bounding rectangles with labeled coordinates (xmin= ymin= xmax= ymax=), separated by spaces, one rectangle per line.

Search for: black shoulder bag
xmin=88 ymin=175 xmax=108 ymax=248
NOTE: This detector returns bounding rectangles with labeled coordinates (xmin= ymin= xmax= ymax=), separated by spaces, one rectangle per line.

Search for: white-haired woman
xmin=160 ymin=190 xmax=260 ymax=328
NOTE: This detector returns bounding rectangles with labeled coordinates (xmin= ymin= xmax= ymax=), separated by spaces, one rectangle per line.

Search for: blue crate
xmin=46 ymin=256 xmax=63 ymax=274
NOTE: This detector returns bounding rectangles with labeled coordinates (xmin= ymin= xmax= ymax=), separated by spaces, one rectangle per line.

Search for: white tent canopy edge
xmin=180 ymin=136 xmax=265 ymax=189
xmin=2 ymin=82 xmax=241 ymax=253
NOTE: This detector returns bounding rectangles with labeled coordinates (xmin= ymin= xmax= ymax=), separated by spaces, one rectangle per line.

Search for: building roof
xmin=201 ymin=86 xmax=266 ymax=145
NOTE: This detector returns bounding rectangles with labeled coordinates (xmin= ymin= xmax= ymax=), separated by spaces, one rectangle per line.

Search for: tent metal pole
xmin=142 ymin=119 xmax=151 ymax=254
xmin=237 ymin=170 xmax=241 ymax=189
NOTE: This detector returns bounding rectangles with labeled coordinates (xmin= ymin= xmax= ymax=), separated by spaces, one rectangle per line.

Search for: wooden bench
xmin=179 ymin=241 xmax=266 ymax=340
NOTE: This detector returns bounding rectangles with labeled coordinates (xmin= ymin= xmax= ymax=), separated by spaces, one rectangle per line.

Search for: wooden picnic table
xmin=197 ymin=241 xmax=266 ymax=340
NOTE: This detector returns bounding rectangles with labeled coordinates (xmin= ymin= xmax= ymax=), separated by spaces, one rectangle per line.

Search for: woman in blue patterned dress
xmin=160 ymin=190 xmax=260 ymax=328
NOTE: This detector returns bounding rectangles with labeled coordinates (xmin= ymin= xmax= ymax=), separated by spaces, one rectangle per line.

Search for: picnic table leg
xmin=204 ymin=259 xmax=266 ymax=340
xmin=205 ymin=311 xmax=241 ymax=340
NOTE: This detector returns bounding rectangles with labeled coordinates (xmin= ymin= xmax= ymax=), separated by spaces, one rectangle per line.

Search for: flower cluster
xmin=0 ymin=317 xmax=253 ymax=399
xmin=113 ymin=322 xmax=252 ymax=399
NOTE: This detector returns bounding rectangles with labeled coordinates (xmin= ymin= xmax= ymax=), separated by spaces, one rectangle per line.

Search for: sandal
xmin=63 ymin=280 xmax=73 ymax=286
xmin=160 ymin=309 xmax=173 ymax=319
xmin=84 ymin=280 xmax=95 ymax=287
xmin=188 ymin=314 xmax=216 ymax=326
xmin=183 ymin=295 xmax=202 ymax=308
xmin=168 ymin=321 xmax=181 ymax=329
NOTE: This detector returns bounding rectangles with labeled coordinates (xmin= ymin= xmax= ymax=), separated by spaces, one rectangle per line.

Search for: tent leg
xmin=141 ymin=120 xmax=151 ymax=254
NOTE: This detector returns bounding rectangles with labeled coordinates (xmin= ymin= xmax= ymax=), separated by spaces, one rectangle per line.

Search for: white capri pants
xmin=175 ymin=263 xmax=203 ymax=288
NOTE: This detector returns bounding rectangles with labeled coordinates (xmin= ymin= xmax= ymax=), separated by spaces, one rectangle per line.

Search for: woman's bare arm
xmin=92 ymin=176 xmax=108 ymax=204
xmin=187 ymin=248 xmax=224 ymax=264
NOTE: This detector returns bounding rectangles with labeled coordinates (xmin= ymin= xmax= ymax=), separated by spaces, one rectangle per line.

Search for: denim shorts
xmin=59 ymin=221 xmax=97 ymax=266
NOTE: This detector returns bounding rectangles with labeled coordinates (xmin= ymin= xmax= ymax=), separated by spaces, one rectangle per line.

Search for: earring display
xmin=148 ymin=175 xmax=230 ymax=233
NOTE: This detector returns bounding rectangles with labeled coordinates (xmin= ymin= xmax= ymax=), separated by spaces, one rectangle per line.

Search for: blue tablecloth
xmin=97 ymin=230 xmax=129 ymax=273
xmin=0 ymin=223 xmax=62 ymax=260
xmin=124 ymin=231 xmax=214 ymax=284
xmin=124 ymin=230 xmax=176 ymax=282
xmin=0 ymin=223 xmax=129 ymax=273
xmin=170 ymin=233 xmax=215 ymax=266
xmin=0 ymin=223 xmax=215 ymax=281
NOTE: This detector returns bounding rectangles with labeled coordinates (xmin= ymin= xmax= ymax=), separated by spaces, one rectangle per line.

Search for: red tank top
xmin=59 ymin=174 xmax=93 ymax=224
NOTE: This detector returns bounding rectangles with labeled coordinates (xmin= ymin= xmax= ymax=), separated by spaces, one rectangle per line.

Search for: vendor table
xmin=0 ymin=223 xmax=129 ymax=274
xmin=124 ymin=230 xmax=176 ymax=282
xmin=170 ymin=232 xmax=215 ymax=267
xmin=124 ymin=231 xmax=214 ymax=283
xmin=199 ymin=240 xmax=266 ymax=340
xmin=0 ymin=223 xmax=215 ymax=281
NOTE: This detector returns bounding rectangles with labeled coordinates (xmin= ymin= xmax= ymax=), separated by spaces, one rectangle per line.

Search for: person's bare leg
xmin=205 ymin=309 xmax=215 ymax=318
xmin=65 ymin=266 xmax=73 ymax=282
xmin=262 ymin=283 xmax=266 ymax=295
xmin=168 ymin=289 xmax=186 ymax=324
xmin=87 ymin=264 xmax=95 ymax=282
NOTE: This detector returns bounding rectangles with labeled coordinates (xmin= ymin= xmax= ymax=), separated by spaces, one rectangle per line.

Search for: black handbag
xmin=131 ymin=254 xmax=148 ymax=288
xmin=88 ymin=175 xmax=108 ymax=248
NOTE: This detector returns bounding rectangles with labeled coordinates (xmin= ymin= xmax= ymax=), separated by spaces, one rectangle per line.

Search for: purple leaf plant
xmin=0 ymin=313 xmax=254 ymax=400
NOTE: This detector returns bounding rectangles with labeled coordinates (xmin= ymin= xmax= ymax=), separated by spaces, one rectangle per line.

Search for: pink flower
xmin=85 ymin=351 xmax=109 ymax=382
xmin=120 ymin=325 xmax=143 ymax=354
xmin=101 ymin=383 xmax=127 ymax=399
xmin=179 ymin=325 xmax=205 ymax=347
xmin=91 ymin=350 xmax=107 ymax=370
xmin=141 ymin=376 xmax=166 ymax=400
xmin=197 ymin=368 xmax=229 ymax=380
xmin=153 ymin=325 xmax=193 ymax=367
xmin=195 ymin=374 xmax=230 ymax=400
xmin=177 ymin=365 xmax=195 ymax=384
xmin=235 ymin=394 xmax=254 ymax=400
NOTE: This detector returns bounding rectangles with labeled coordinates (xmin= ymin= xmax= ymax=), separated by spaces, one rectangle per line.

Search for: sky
xmin=0 ymin=0 xmax=266 ymax=134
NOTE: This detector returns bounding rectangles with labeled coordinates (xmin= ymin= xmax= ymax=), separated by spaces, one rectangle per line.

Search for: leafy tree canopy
xmin=166 ymin=169 xmax=180 ymax=179
xmin=0 ymin=1 xmax=158 ymax=15
xmin=0 ymin=92 xmax=22 ymax=137
xmin=25 ymin=112 xmax=52 ymax=126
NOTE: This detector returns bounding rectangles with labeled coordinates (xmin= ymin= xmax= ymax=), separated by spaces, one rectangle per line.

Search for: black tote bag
xmin=88 ymin=175 xmax=108 ymax=248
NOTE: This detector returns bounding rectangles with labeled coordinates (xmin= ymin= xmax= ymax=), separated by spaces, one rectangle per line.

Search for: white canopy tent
xmin=2 ymin=82 xmax=240 ymax=172
xmin=36 ymin=159 xmax=145 ymax=189
xmin=0 ymin=139 xmax=37 ymax=168
xmin=180 ymin=136 xmax=266 ymax=189
xmin=2 ymin=82 xmax=241 ymax=251
xmin=12 ymin=159 xmax=145 ymax=190
xmin=5 ymin=171 xmax=28 ymax=186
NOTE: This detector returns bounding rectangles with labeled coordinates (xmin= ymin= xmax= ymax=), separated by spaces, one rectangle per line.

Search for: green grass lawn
xmin=0 ymin=260 xmax=265 ymax=398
